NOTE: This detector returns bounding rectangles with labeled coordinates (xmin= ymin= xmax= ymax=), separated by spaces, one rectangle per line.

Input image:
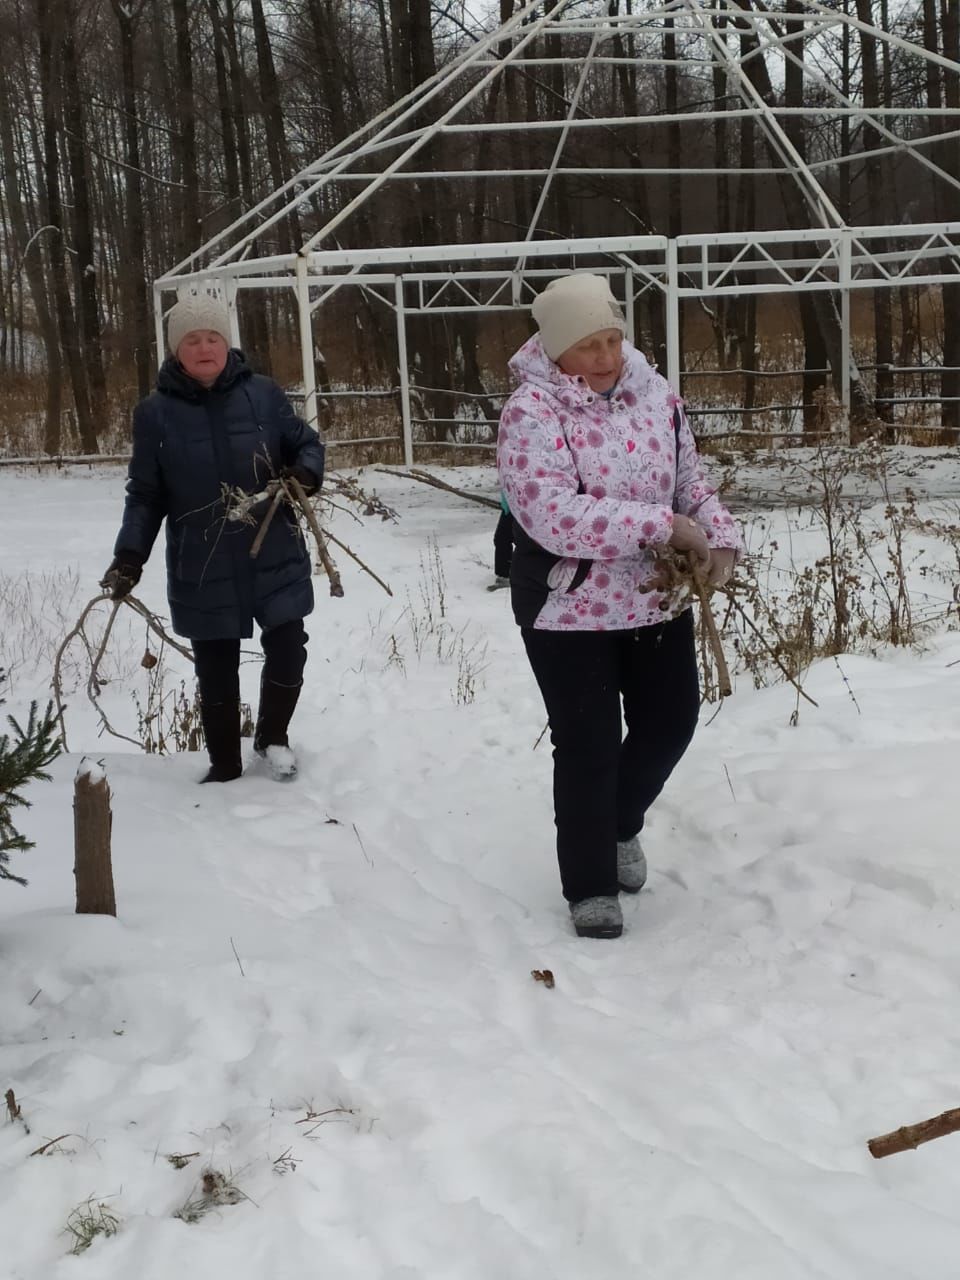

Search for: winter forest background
xmin=1 ymin=0 xmax=959 ymax=460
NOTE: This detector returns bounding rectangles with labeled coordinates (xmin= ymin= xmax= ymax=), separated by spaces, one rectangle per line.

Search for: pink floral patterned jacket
xmin=497 ymin=335 xmax=742 ymax=631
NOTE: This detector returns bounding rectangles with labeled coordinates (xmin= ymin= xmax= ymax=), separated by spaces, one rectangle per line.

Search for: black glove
xmin=281 ymin=464 xmax=319 ymax=497
xmin=100 ymin=551 xmax=144 ymax=601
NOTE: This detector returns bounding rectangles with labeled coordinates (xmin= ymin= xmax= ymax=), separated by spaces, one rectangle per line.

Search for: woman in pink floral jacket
xmin=497 ymin=273 xmax=743 ymax=939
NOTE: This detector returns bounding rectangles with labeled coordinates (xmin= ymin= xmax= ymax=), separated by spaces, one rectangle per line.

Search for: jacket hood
xmin=157 ymin=347 xmax=252 ymax=400
xmin=506 ymin=334 xmax=658 ymax=409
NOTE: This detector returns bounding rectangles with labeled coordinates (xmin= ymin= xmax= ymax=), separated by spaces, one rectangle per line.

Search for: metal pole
xmin=226 ymin=277 xmax=241 ymax=348
xmin=839 ymin=230 xmax=852 ymax=442
xmin=153 ymin=283 xmax=165 ymax=367
xmin=665 ymin=239 xmax=681 ymax=389
xmin=295 ymin=257 xmax=319 ymax=431
xmin=623 ymin=268 xmax=635 ymax=346
xmin=395 ymin=276 xmax=413 ymax=466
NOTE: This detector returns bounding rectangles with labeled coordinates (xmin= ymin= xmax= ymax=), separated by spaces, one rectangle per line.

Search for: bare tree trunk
xmin=62 ymin=0 xmax=106 ymax=404
xmin=735 ymin=27 xmax=757 ymax=431
xmin=251 ymin=0 xmax=301 ymax=255
xmin=74 ymin=761 xmax=116 ymax=917
xmin=206 ymin=0 xmax=241 ymax=228
xmin=222 ymin=0 xmax=269 ymax=362
xmin=171 ymin=0 xmax=201 ymax=260
xmin=736 ymin=0 xmax=874 ymax=427
xmin=712 ymin=3 xmax=731 ymax=369
xmin=36 ymin=0 xmax=97 ymax=453
xmin=785 ymin=1 xmax=829 ymax=441
xmin=0 ymin=55 xmax=62 ymax=450
xmin=544 ymin=0 xmax=571 ymax=236
xmin=856 ymin=0 xmax=895 ymax=434
xmin=940 ymin=0 xmax=960 ymax=437
xmin=664 ymin=15 xmax=684 ymax=371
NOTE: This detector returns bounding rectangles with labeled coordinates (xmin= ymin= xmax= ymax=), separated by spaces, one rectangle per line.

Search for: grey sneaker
xmin=569 ymin=895 xmax=623 ymax=939
xmin=617 ymin=836 xmax=647 ymax=894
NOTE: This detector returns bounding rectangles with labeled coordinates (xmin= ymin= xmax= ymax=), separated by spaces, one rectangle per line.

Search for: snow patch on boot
xmin=617 ymin=835 xmax=648 ymax=893
xmin=568 ymin=895 xmax=623 ymax=939
xmin=256 ymin=743 xmax=298 ymax=781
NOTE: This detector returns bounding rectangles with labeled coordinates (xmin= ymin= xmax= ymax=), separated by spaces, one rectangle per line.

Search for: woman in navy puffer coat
xmin=101 ymin=294 xmax=325 ymax=784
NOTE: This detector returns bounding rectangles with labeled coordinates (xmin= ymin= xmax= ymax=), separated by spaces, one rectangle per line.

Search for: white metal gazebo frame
xmin=155 ymin=0 xmax=960 ymax=460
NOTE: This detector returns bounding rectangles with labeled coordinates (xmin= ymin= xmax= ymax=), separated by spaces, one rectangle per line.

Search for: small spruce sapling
xmin=0 ymin=668 xmax=62 ymax=886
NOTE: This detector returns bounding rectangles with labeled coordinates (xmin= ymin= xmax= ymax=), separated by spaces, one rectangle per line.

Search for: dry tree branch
xmin=121 ymin=597 xmax=194 ymax=661
xmin=322 ymin=528 xmax=387 ymax=596
xmin=375 ymin=466 xmax=500 ymax=510
xmin=249 ymin=487 xmax=285 ymax=559
xmin=286 ymin=476 xmax=346 ymax=597
xmin=868 ymin=1107 xmax=960 ymax=1159
xmin=52 ymin=592 xmax=194 ymax=751
xmin=720 ymin=581 xmax=819 ymax=708
xmin=29 ymin=1133 xmax=76 ymax=1157
xmin=692 ymin=566 xmax=733 ymax=699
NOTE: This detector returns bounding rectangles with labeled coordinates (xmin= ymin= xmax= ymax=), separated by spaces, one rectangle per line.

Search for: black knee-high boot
xmin=199 ymin=700 xmax=243 ymax=783
xmin=253 ymin=678 xmax=302 ymax=754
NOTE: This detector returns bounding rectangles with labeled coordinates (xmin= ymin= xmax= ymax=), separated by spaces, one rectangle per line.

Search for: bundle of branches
xmin=655 ymin=550 xmax=818 ymax=714
xmin=224 ymin=469 xmax=395 ymax=599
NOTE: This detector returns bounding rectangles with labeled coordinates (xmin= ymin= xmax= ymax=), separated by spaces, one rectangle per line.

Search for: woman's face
xmin=557 ymin=328 xmax=623 ymax=393
xmin=177 ymin=330 xmax=229 ymax=386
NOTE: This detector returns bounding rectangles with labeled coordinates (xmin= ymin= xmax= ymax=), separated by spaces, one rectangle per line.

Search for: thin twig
xmin=29 ymin=1134 xmax=74 ymax=1157
xmin=376 ymin=466 xmax=500 ymax=510
xmin=833 ymin=656 xmax=862 ymax=714
xmin=352 ymin=822 xmax=372 ymax=866
xmin=119 ymin=596 xmax=194 ymax=660
xmin=720 ymin=585 xmax=819 ymax=708
xmin=723 ymin=763 xmax=737 ymax=802
xmin=51 ymin=593 xmax=112 ymax=749
xmin=533 ymin=721 xmax=549 ymax=750
xmin=229 ymin=937 xmax=245 ymax=978
xmin=28 ymin=990 xmax=41 ymax=1006
xmin=324 ymin=528 xmax=392 ymax=596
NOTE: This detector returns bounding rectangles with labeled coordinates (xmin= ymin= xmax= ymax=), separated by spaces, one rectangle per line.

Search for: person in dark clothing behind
xmin=490 ymin=492 xmax=513 ymax=590
xmin=100 ymin=293 xmax=325 ymax=784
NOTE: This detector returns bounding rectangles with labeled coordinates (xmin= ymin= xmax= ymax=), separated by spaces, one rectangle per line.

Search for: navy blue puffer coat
xmin=114 ymin=350 xmax=326 ymax=640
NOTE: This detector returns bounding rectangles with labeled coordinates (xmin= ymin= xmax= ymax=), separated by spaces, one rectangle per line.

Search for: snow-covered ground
xmin=2 ymin=459 xmax=960 ymax=1279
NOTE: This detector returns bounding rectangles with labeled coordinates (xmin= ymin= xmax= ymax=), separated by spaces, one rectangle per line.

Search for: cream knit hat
xmin=531 ymin=273 xmax=626 ymax=361
xmin=166 ymin=294 xmax=232 ymax=355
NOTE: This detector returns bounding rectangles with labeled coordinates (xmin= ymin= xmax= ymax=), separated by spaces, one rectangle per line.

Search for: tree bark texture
xmin=74 ymin=762 xmax=116 ymax=917
xmin=868 ymin=1107 xmax=960 ymax=1159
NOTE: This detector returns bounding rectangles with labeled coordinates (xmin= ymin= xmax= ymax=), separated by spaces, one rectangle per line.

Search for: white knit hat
xmin=166 ymin=294 xmax=232 ymax=355
xmin=531 ymin=273 xmax=626 ymax=361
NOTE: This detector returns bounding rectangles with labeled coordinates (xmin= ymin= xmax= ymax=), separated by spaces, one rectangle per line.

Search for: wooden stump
xmin=73 ymin=759 xmax=116 ymax=916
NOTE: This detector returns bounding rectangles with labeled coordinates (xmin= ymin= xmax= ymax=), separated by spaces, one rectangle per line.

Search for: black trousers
xmin=493 ymin=509 xmax=514 ymax=579
xmin=192 ymin=620 xmax=309 ymax=706
xmin=522 ymin=611 xmax=700 ymax=902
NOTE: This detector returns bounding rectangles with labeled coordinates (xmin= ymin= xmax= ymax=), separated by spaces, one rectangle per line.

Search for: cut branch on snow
xmin=868 ymin=1107 xmax=960 ymax=1158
